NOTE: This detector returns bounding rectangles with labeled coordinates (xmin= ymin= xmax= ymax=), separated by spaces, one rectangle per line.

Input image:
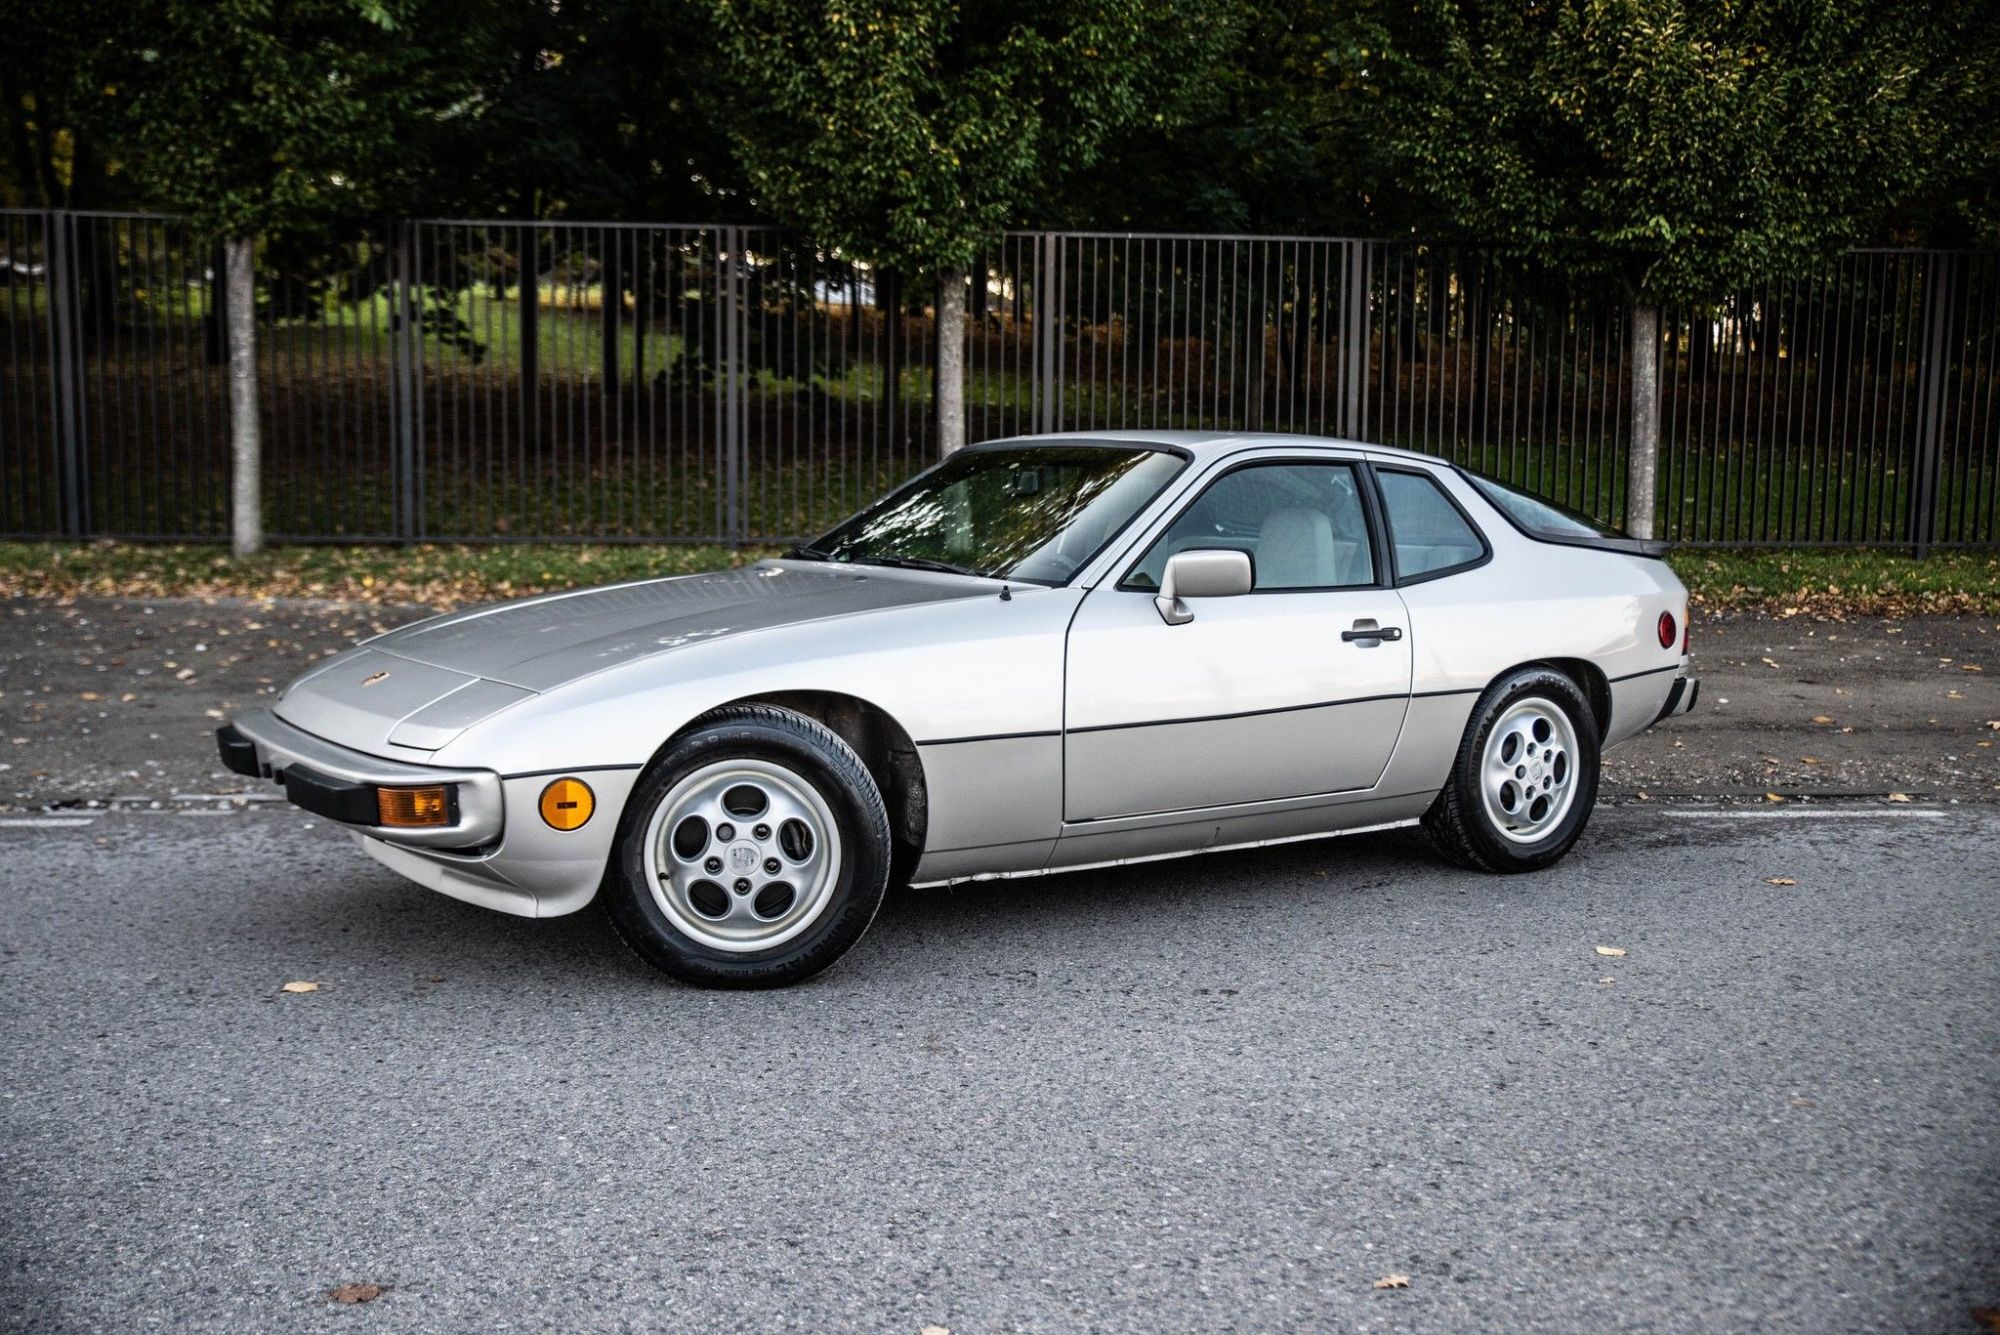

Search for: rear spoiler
xmin=1578 ymin=535 xmax=1673 ymax=560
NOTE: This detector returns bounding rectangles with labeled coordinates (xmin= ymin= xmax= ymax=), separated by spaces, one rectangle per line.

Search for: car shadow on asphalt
xmin=279 ymin=825 xmax=1446 ymax=994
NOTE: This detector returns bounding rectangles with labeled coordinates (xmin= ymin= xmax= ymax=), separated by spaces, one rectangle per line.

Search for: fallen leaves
xmin=1887 ymin=792 xmax=1912 ymax=803
xmin=327 ymin=1283 xmax=388 ymax=1305
xmin=1809 ymin=714 xmax=1835 ymax=725
xmin=0 ymin=542 xmax=767 ymax=613
xmin=1763 ymin=877 xmax=1798 ymax=886
xmin=1765 ymin=792 xmax=1786 ymax=803
xmin=1595 ymin=946 xmax=1626 ymax=958
xmin=280 ymin=980 xmax=320 ymax=993
xmin=1372 ymin=1274 xmax=1411 ymax=1290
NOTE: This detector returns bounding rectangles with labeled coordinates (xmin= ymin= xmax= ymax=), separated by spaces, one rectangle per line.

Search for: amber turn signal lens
xmin=539 ymin=777 xmax=594 ymax=831
xmin=377 ymin=785 xmax=452 ymax=828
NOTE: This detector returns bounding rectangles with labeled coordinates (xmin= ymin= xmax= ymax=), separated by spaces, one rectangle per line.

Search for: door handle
xmin=1342 ymin=622 xmax=1403 ymax=643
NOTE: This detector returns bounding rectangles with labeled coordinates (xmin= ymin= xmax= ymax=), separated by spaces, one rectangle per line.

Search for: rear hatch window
xmin=1458 ymin=469 xmax=1669 ymax=557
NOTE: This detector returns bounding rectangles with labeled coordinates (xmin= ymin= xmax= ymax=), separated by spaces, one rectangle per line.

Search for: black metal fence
xmin=3 ymin=210 xmax=1995 ymax=548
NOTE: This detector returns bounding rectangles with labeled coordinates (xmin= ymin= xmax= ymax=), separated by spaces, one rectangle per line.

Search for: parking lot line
xmin=1658 ymin=808 xmax=1950 ymax=820
xmin=0 ymin=817 xmax=98 ymax=829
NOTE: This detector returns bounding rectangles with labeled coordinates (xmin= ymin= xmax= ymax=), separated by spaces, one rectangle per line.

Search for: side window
xmin=1377 ymin=469 xmax=1486 ymax=579
xmin=1123 ymin=462 xmax=1376 ymax=591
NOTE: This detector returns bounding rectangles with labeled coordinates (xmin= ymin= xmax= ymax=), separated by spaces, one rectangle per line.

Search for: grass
xmin=2 ymin=541 xmax=1994 ymax=617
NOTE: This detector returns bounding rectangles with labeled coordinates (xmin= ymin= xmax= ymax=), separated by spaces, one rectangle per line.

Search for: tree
xmin=713 ymin=0 xmax=1228 ymax=455
xmin=94 ymin=0 xmax=491 ymax=554
xmin=1052 ymin=0 xmax=1419 ymax=239
xmin=1370 ymin=0 xmax=1998 ymax=536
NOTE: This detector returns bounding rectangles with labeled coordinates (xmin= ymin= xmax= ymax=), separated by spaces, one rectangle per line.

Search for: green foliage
xmin=713 ymin=0 xmax=1231 ymax=272
xmin=97 ymin=0 xmax=494 ymax=238
xmin=1054 ymin=0 xmax=1414 ymax=236
xmin=1373 ymin=0 xmax=2000 ymax=301
xmin=413 ymin=0 xmax=751 ymax=221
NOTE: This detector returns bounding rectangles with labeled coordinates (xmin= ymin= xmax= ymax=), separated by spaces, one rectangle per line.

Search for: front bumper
xmin=1654 ymin=674 xmax=1700 ymax=723
xmin=217 ymin=708 xmax=504 ymax=849
xmin=217 ymin=707 xmax=638 ymax=918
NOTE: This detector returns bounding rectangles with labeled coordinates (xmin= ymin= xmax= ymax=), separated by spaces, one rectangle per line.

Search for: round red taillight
xmin=1658 ymin=611 xmax=1678 ymax=649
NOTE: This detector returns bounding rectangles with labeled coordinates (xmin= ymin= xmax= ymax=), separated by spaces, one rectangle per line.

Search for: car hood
xmin=274 ymin=562 xmax=989 ymax=753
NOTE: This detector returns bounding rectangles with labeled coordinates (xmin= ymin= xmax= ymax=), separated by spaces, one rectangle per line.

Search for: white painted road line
xmin=0 ymin=817 xmax=97 ymax=829
xmin=1659 ymin=808 xmax=1949 ymax=820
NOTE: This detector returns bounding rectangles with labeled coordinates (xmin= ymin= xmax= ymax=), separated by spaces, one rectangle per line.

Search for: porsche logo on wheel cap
xmin=360 ymin=670 xmax=390 ymax=687
xmin=727 ymin=843 xmax=759 ymax=874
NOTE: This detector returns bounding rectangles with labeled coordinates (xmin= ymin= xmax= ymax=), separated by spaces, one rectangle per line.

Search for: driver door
xmin=1062 ymin=457 xmax=1412 ymax=822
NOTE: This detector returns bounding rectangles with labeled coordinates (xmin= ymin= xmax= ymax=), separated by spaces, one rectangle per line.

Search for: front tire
xmin=1422 ymin=666 xmax=1600 ymax=873
xmin=604 ymin=705 xmax=892 ymax=987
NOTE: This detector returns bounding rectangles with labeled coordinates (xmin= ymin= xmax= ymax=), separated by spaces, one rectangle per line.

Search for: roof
xmin=979 ymin=429 xmax=1445 ymax=467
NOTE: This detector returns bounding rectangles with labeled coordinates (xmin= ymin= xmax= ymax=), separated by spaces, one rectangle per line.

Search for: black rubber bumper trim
xmin=1653 ymin=675 xmax=1698 ymax=724
xmin=215 ymin=724 xmax=262 ymax=778
xmin=280 ymin=764 xmax=382 ymax=826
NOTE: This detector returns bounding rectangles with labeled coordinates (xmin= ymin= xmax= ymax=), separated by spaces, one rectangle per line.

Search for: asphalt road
xmin=2 ymin=802 xmax=1996 ymax=1332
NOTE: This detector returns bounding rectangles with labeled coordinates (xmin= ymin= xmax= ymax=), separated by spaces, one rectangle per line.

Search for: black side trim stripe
xmin=923 ymin=673 xmax=1659 ymax=746
xmin=917 ymin=730 xmax=1062 ymax=747
xmin=1608 ymin=664 xmax=1681 ymax=683
xmin=1062 ymin=786 xmax=1442 ymax=829
xmin=1068 ymin=692 xmax=1407 ymax=736
xmin=499 ymin=764 xmax=645 ymax=781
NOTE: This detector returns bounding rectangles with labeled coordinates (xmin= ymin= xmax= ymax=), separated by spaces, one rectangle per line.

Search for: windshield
xmin=796 ymin=444 xmax=1186 ymax=584
xmin=1462 ymin=470 xmax=1626 ymax=540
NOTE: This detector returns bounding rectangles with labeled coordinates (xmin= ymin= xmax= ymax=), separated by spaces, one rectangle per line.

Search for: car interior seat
xmin=1256 ymin=507 xmax=1337 ymax=588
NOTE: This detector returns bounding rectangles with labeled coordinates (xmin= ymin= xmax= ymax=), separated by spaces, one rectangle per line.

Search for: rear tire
xmin=1422 ymin=666 xmax=1600 ymax=873
xmin=604 ymin=705 xmax=892 ymax=987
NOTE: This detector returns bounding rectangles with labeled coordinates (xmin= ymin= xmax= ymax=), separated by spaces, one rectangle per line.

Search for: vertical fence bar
xmin=720 ymin=225 xmax=744 ymax=547
xmin=389 ymin=219 xmax=419 ymax=542
xmin=45 ymin=211 xmax=89 ymax=537
xmin=1909 ymin=252 xmax=1954 ymax=557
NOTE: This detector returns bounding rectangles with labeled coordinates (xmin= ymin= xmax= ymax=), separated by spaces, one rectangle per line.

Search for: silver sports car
xmin=219 ymin=432 xmax=1697 ymax=987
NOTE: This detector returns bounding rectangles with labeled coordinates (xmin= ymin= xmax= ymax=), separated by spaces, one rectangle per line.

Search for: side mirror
xmin=1155 ymin=548 xmax=1253 ymax=625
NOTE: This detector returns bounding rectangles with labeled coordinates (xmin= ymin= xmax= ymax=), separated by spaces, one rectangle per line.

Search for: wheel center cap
xmin=726 ymin=843 xmax=760 ymax=875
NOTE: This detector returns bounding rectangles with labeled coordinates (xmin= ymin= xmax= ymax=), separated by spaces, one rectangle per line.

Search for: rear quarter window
xmin=1376 ymin=469 xmax=1487 ymax=580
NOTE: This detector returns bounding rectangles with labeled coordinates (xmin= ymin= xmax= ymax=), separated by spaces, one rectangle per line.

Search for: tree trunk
xmin=936 ymin=267 xmax=967 ymax=456
xmin=225 ymin=235 xmax=262 ymax=556
xmin=1626 ymin=300 xmax=1661 ymax=541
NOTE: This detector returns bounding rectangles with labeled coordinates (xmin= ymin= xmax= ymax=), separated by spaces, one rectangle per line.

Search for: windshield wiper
xmin=783 ymin=544 xmax=834 ymax=561
xmin=845 ymin=554 xmax=987 ymax=578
